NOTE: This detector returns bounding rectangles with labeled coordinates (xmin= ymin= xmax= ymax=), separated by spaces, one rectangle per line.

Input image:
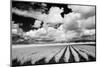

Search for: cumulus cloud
xmin=23 ymin=30 xmax=38 ymax=38
xmin=58 ymin=25 xmax=81 ymax=41
xmin=41 ymin=12 xmax=83 ymax=41
xmin=54 ymin=26 xmax=80 ymax=41
xmin=65 ymin=30 xmax=81 ymax=41
xmin=44 ymin=7 xmax=64 ymax=24
xmin=34 ymin=28 xmax=47 ymax=37
xmin=24 ymin=27 xmax=57 ymax=40
xmin=81 ymin=29 xmax=95 ymax=36
xmin=62 ymin=5 xmax=96 ymax=41
xmin=24 ymin=26 xmax=66 ymax=41
xmin=13 ymin=4 xmax=96 ymax=41
xmin=68 ymin=5 xmax=95 ymax=19
xmin=78 ymin=16 xmax=95 ymax=29
xmin=45 ymin=26 xmax=81 ymax=41
xmin=47 ymin=25 xmax=65 ymax=41
xmin=63 ymin=12 xmax=81 ymax=33
xmin=46 ymin=26 xmax=66 ymax=41
xmin=12 ymin=7 xmax=63 ymax=39
xmin=61 ymin=13 xmax=95 ymax=41
xmin=12 ymin=6 xmax=64 ymax=32
xmin=33 ymin=20 xmax=42 ymax=28
xmin=23 ymin=27 xmax=47 ymax=38
xmin=12 ymin=7 xmax=64 ymax=24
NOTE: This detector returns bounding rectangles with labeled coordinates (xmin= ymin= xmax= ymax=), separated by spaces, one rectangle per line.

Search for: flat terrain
xmin=12 ymin=42 xmax=96 ymax=66
xmin=12 ymin=42 xmax=95 ymax=47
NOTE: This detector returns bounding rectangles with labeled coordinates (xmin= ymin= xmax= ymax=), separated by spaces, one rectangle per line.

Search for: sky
xmin=12 ymin=1 xmax=96 ymax=41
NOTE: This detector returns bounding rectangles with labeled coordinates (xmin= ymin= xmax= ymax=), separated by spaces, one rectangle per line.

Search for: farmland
xmin=12 ymin=42 xmax=96 ymax=66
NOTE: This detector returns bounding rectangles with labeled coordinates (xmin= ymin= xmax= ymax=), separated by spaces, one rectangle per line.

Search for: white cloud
xmin=78 ymin=16 xmax=95 ymax=29
xmin=12 ymin=7 xmax=64 ymax=24
xmin=46 ymin=26 xmax=81 ymax=41
xmin=63 ymin=12 xmax=81 ymax=33
xmin=23 ymin=24 xmax=82 ymax=41
xmin=33 ymin=20 xmax=42 ymax=28
xmin=81 ymin=29 xmax=95 ymax=36
xmin=47 ymin=26 xmax=66 ymax=41
xmin=43 ymin=7 xmax=64 ymax=24
xmin=65 ymin=30 xmax=81 ymax=41
xmin=12 ymin=8 xmax=47 ymax=21
xmin=12 ymin=5 xmax=96 ymax=42
xmin=68 ymin=5 xmax=95 ymax=19
xmin=23 ymin=27 xmax=47 ymax=38
xmin=35 ymin=28 xmax=47 ymax=37
xmin=23 ymin=30 xmax=37 ymax=38
xmin=41 ymin=12 xmax=82 ymax=41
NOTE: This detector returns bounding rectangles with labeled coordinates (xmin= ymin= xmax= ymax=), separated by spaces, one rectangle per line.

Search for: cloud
xmin=68 ymin=5 xmax=95 ymax=19
xmin=33 ymin=20 xmax=42 ymax=28
xmin=78 ymin=16 xmax=95 ymax=29
xmin=12 ymin=22 xmax=23 ymax=35
xmin=40 ymin=12 xmax=83 ymax=41
xmin=23 ymin=24 xmax=81 ymax=41
xmin=63 ymin=12 xmax=81 ymax=33
xmin=65 ymin=30 xmax=81 ymax=41
xmin=12 ymin=4 xmax=96 ymax=42
xmin=23 ymin=30 xmax=38 ymax=38
xmin=12 ymin=7 xmax=64 ymax=31
xmin=44 ymin=7 xmax=64 ymax=24
xmin=23 ymin=27 xmax=47 ymax=37
xmin=81 ymin=29 xmax=95 ymax=36
xmin=46 ymin=26 xmax=66 ymax=41
xmin=12 ymin=7 xmax=67 ymax=41
xmin=61 ymin=5 xmax=96 ymax=40
xmin=46 ymin=26 xmax=81 ymax=41
xmin=24 ymin=27 xmax=58 ymax=40
xmin=12 ymin=7 xmax=64 ymax=24
xmin=12 ymin=8 xmax=47 ymax=21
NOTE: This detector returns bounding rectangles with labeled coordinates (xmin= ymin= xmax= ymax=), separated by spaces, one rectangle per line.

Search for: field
xmin=12 ymin=42 xmax=96 ymax=66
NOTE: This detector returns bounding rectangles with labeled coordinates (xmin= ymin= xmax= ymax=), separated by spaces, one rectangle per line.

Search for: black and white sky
xmin=12 ymin=0 xmax=96 ymax=41
xmin=12 ymin=1 xmax=72 ymax=31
